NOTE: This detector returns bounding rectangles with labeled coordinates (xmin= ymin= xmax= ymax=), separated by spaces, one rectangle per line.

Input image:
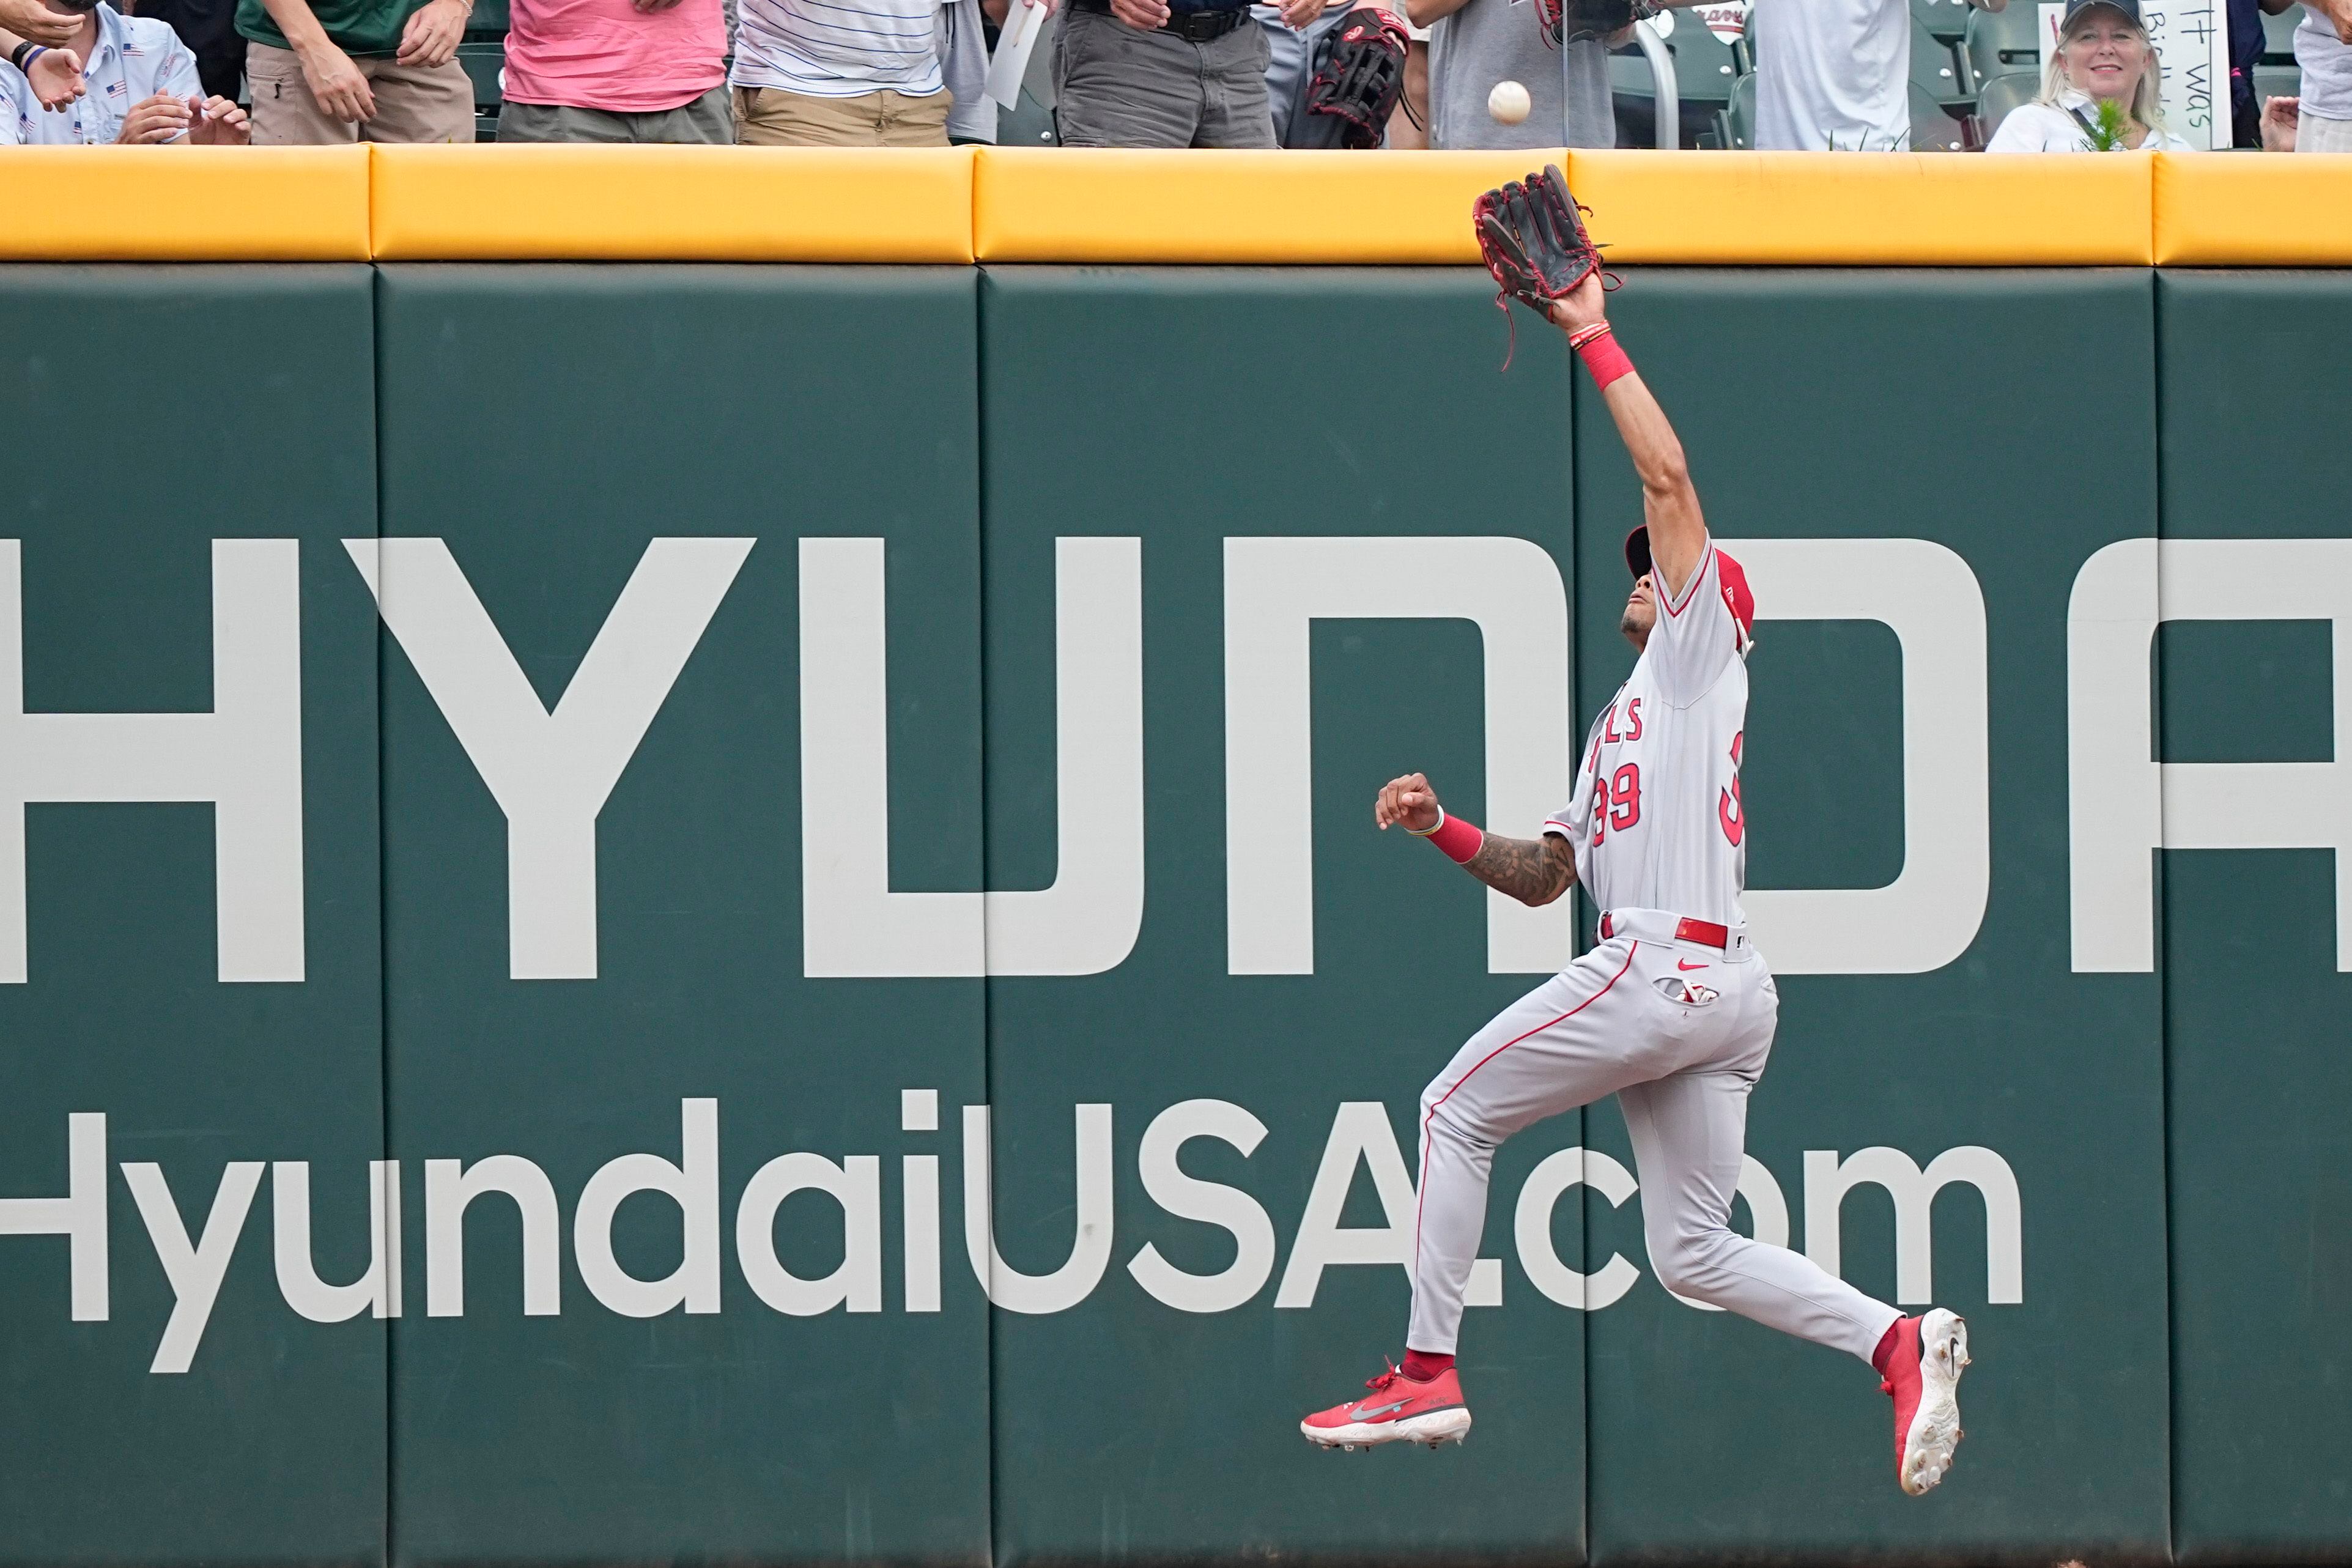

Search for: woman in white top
xmin=1986 ymin=0 xmax=2200 ymax=149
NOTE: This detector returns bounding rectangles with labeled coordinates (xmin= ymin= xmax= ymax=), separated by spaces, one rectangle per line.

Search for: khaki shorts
xmin=731 ymin=85 xmax=950 ymax=147
xmin=246 ymin=41 xmax=475 ymax=144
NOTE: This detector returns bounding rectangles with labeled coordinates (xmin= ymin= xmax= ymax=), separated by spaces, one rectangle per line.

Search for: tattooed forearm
xmin=1462 ymin=832 xmax=1576 ymax=908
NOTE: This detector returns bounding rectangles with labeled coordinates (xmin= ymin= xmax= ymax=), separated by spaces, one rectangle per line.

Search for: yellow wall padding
xmin=972 ymin=147 xmax=1569 ymax=263
xmin=1561 ymin=151 xmax=2155 ymax=265
xmin=0 ymin=147 xmax=369 ymax=261
xmin=369 ymin=145 xmax=976 ymax=262
xmin=10 ymin=148 xmax=2352 ymax=267
xmin=2153 ymin=152 xmax=2352 ymax=265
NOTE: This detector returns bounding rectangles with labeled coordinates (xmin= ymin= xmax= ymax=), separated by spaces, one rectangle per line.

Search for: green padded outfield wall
xmin=0 ymin=259 xmax=2346 ymax=1568
xmin=0 ymin=265 xmax=386 ymax=1566
xmin=371 ymin=265 xmax=993 ymax=1566
xmin=1571 ymin=271 xmax=2170 ymax=1564
xmin=2156 ymin=271 xmax=2352 ymax=1566
xmin=977 ymin=268 xmax=1589 ymax=1566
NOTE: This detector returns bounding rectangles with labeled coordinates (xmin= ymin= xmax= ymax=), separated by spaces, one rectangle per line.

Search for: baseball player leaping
xmin=1299 ymin=169 xmax=1972 ymax=1498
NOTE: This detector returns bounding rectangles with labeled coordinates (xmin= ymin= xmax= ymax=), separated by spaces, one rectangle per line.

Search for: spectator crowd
xmin=0 ymin=0 xmax=2344 ymax=151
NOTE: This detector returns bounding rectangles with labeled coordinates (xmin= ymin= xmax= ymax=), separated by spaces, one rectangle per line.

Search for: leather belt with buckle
xmin=1073 ymin=0 xmax=1249 ymax=39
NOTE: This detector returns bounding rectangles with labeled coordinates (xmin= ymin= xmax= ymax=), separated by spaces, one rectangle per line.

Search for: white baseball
xmin=1488 ymin=79 xmax=1531 ymax=124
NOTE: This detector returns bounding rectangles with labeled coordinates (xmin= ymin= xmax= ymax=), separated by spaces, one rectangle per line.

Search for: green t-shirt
xmin=237 ymin=0 xmax=431 ymax=58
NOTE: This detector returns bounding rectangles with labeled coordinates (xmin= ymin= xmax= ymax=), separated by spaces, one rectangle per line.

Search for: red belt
xmin=1599 ymin=912 xmax=1729 ymax=949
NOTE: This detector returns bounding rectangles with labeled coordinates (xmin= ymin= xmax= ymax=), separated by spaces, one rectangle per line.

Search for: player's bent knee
xmin=1420 ymin=1088 xmax=1500 ymax=1152
xmin=1648 ymin=1244 xmax=1693 ymax=1298
xmin=1420 ymin=1094 xmax=1468 ymax=1142
xmin=1648 ymin=1226 xmax=1739 ymax=1302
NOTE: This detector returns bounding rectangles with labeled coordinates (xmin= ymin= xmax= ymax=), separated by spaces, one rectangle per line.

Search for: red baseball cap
xmin=1624 ymin=525 xmax=1755 ymax=645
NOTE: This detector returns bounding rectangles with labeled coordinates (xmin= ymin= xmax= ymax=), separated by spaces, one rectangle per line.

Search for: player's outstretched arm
xmin=1374 ymin=772 xmax=1578 ymax=907
xmin=1547 ymin=276 xmax=1707 ymax=601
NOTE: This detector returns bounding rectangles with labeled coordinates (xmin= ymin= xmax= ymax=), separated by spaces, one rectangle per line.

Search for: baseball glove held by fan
xmin=1288 ymin=6 xmax=1411 ymax=149
xmin=1533 ymin=0 xmax=1659 ymax=46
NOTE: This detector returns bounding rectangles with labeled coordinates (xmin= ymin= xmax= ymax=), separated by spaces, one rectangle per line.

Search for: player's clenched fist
xmin=1373 ymin=772 xmax=1442 ymax=834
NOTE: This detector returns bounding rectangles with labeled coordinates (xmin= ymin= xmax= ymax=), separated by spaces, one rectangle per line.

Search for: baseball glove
xmin=1287 ymin=6 xmax=1413 ymax=149
xmin=1473 ymin=165 xmax=1611 ymax=309
xmin=1471 ymin=165 xmax=1616 ymax=366
xmin=1532 ymin=0 xmax=1658 ymax=46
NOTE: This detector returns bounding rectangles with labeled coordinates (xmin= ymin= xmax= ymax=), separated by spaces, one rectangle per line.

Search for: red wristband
xmin=1411 ymin=808 xmax=1485 ymax=865
xmin=1570 ymin=323 xmax=1633 ymax=391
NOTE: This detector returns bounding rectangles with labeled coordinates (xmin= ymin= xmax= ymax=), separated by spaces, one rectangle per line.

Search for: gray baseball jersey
xmin=1544 ymin=539 xmax=1748 ymax=928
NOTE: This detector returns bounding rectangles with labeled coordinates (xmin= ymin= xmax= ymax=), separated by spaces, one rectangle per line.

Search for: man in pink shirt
xmin=497 ymin=0 xmax=728 ymax=142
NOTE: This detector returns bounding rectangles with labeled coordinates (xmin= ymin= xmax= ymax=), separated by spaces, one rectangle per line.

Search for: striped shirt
xmin=730 ymin=0 xmax=947 ymax=96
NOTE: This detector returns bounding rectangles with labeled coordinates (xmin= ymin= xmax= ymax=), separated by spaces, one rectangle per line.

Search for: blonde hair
xmin=2039 ymin=10 xmax=2167 ymax=136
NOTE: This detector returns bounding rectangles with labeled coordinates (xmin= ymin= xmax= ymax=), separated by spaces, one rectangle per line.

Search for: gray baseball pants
xmin=1407 ymin=909 xmax=1903 ymax=1363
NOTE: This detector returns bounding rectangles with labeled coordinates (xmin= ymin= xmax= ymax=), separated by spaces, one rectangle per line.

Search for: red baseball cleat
xmin=1880 ymin=1309 xmax=1970 ymax=1495
xmin=1301 ymin=1359 xmax=1472 ymax=1451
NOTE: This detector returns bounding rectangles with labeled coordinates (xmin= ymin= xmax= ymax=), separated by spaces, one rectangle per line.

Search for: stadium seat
xmin=457 ymin=40 xmax=504 ymax=109
xmin=1910 ymin=80 xmax=1967 ymax=148
xmin=994 ymin=91 xmax=1059 ymax=145
xmin=993 ymin=8 xmax=1058 ymax=146
xmin=1965 ymin=1 xmax=2043 ymax=90
xmin=2261 ymin=3 xmax=2298 ymax=62
xmin=1609 ymin=9 xmax=1743 ymax=111
xmin=994 ymin=6 xmax=1060 ymax=144
xmin=454 ymin=38 xmax=503 ymax=138
xmin=1677 ymin=7 xmax=1747 ymax=104
xmin=465 ymin=0 xmax=508 ymax=37
xmin=1914 ymin=24 xmax=1972 ymax=106
xmin=1714 ymin=65 xmax=1756 ymax=148
xmin=1912 ymin=0 xmax=1972 ymax=43
xmin=1611 ymin=11 xmax=1742 ymax=146
xmin=1970 ymin=67 xmax=2037 ymax=143
xmin=2254 ymin=61 xmax=2301 ymax=105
